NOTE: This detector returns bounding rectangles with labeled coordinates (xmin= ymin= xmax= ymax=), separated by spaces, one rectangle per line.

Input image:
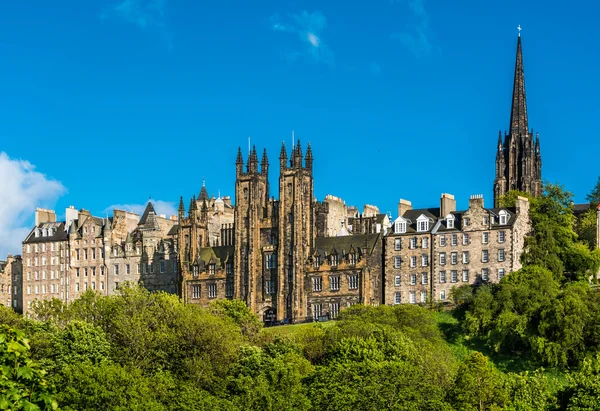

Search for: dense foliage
xmin=2 ymin=179 xmax=600 ymax=410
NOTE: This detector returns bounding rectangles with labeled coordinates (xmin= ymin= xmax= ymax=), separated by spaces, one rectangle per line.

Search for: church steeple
xmin=509 ymin=36 xmax=529 ymax=139
xmin=493 ymin=30 xmax=542 ymax=207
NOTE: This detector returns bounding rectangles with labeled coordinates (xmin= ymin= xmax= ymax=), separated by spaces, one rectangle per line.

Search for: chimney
xmin=65 ymin=206 xmax=78 ymax=231
xmin=440 ymin=193 xmax=456 ymax=217
xmin=222 ymin=196 xmax=232 ymax=206
xmin=397 ymin=199 xmax=412 ymax=217
xmin=469 ymin=194 xmax=485 ymax=209
xmin=35 ymin=208 xmax=56 ymax=226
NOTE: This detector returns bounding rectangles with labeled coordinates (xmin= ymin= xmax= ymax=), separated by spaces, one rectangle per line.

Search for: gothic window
xmin=265 ymin=254 xmax=277 ymax=269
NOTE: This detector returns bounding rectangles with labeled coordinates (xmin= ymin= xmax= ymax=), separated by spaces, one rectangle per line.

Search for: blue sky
xmin=1 ymin=0 xmax=599 ymax=255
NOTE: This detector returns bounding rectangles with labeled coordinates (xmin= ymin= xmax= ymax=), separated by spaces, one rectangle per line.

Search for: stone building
xmin=178 ymin=142 xmax=385 ymax=324
xmin=18 ymin=204 xmax=178 ymax=315
xmin=0 ymin=254 xmax=22 ymax=310
xmin=385 ymin=193 xmax=531 ymax=305
xmin=305 ymin=233 xmax=383 ymax=320
xmin=494 ymin=34 xmax=542 ymax=206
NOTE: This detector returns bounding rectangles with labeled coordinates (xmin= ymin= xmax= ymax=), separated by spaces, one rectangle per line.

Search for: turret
xmin=189 ymin=195 xmax=197 ymax=218
xmin=248 ymin=145 xmax=259 ymax=173
xmin=261 ymin=148 xmax=269 ymax=176
xmin=305 ymin=142 xmax=313 ymax=171
xmin=178 ymin=196 xmax=185 ymax=221
xmin=293 ymin=139 xmax=303 ymax=168
xmin=236 ymin=147 xmax=244 ymax=176
xmin=279 ymin=142 xmax=288 ymax=171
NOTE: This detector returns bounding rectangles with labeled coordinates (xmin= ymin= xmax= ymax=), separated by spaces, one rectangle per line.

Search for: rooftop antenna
xmin=517 ymin=24 xmax=522 ymax=37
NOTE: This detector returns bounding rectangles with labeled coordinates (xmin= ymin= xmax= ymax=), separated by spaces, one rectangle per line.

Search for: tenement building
xmin=494 ymin=34 xmax=542 ymax=206
xmin=18 ymin=204 xmax=179 ymax=315
xmin=385 ymin=194 xmax=530 ymax=304
xmin=0 ymin=254 xmax=22 ymax=311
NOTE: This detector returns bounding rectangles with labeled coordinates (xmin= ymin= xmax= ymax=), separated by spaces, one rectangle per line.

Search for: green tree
xmin=208 ymin=299 xmax=263 ymax=341
xmin=503 ymin=370 xmax=557 ymax=410
xmin=448 ymin=352 xmax=508 ymax=411
xmin=53 ymin=321 xmax=111 ymax=367
xmin=586 ymin=176 xmax=600 ymax=207
xmin=0 ymin=326 xmax=58 ymax=410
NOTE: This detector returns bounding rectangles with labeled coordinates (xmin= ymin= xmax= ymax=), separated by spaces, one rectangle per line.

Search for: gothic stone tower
xmin=494 ymin=34 xmax=542 ymax=207
xmin=277 ymin=141 xmax=314 ymax=323
xmin=233 ymin=146 xmax=274 ymax=316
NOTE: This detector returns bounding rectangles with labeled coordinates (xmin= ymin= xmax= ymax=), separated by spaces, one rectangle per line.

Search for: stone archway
xmin=262 ymin=307 xmax=277 ymax=326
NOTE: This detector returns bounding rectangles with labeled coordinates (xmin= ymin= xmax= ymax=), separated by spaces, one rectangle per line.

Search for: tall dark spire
xmin=279 ymin=142 xmax=288 ymax=170
xmin=509 ymin=36 xmax=528 ymax=139
xmin=261 ymin=148 xmax=269 ymax=176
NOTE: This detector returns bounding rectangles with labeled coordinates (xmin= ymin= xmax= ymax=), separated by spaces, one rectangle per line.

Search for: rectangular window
xmin=410 ymin=274 xmax=416 ymax=285
xmin=418 ymin=221 xmax=428 ymax=232
xmin=208 ymin=284 xmax=217 ymax=298
xmin=451 ymin=252 xmax=458 ymax=265
xmin=440 ymin=252 xmax=446 ymax=265
xmin=421 ymin=272 xmax=428 ymax=285
xmin=394 ymin=238 xmax=402 ymax=250
xmin=422 ymin=237 xmax=429 ymax=249
xmin=463 ymin=233 xmax=469 ymax=245
xmin=101 ymin=266 xmax=105 ymax=276
xmin=484 ymin=215 xmax=489 ymax=225
xmin=100 ymin=281 xmax=105 ymax=290
xmin=451 ymin=270 xmax=458 ymax=283
xmin=409 ymin=291 xmax=416 ymax=304
xmin=150 ymin=263 xmax=154 ymax=274
xmin=126 ymin=264 xmax=131 ymax=274
xmin=83 ymin=268 xmax=87 ymax=277
xmin=440 ymin=271 xmax=446 ymax=283
xmin=331 ymin=255 xmax=338 ymax=267
xmin=160 ymin=261 xmax=165 ymax=273
xmin=421 ymin=255 xmax=428 ymax=267
xmin=498 ymin=268 xmax=505 ymax=280
xmin=226 ymin=281 xmax=234 ymax=297
xmin=482 ymin=268 xmax=489 ymax=281
xmin=76 ymin=250 xmax=80 ymax=260
xmin=410 ymin=256 xmax=417 ymax=268
xmin=330 ymin=276 xmax=340 ymax=291
xmin=264 ymin=280 xmax=274 ymax=295
xmin=410 ymin=238 xmax=417 ymax=249
xmin=451 ymin=234 xmax=457 ymax=246
xmin=439 ymin=235 xmax=446 ymax=247
xmin=114 ymin=265 xmax=119 ymax=275
xmin=498 ymin=249 xmax=505 ymax=262
xmin=330 ymin=303 xmax=340 ymax=319
xmin=313 ymin=277 xmax=322 ymax=292
xmin=192 ymin=285 xmax=201 ymax=299
xmin=483 ymin=232 xmax=489 ymax=244
xmin=394 ymin=292 xmax=401 ymax=305
xmin=76 ymin=268 xmax=80 ymax=278
xmin=421 ymin=291 xmax=427 ymax=304
xmin=349 ymin=274 xmax=359 ymax=290
xmin=482 ymin=250 xmax=489 ymax=263
xmin=92 ymin=248 xmax=96 ymax=259
xmin=462 ymin=251 xmax=469 ymax=264
xmin=440 ymin=290 xmax=446 ymax=300
xmin=226 ymin=263 xmax=233 ymax=276
xmin=114 ymin=281 xmax=120 ymax=290
xmin=394 ymin=256 xmax=402 ymax=268
xmin=137 ymin=264 xmax=141 ymax=274
xmin=498 ymin=231 xmax=506 ymax=243
xmin=312 ymin=304 xmax=322 ymax=320
xmin=84 ymin=249 xmax=88 ymax=260
xmin=395 ymin=275 xmax=401 ymax=286
xmin=462 ymin=270 xmax=469 ymax=282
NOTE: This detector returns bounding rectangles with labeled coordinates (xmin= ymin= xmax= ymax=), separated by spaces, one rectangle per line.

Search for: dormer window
xmin=313 ymin=256 xmax=320 ymax=269
xmin=330 ymin=254 xmax=338 ymax=267
xmin=34 ymin=228 xmax=40 ymax=238
xmin=446 ymin=215 xmax=455 ymax=229
xmin=416 ymin=215 xmax=430 ymax=232
xmin=192 ymin=265 xmax=199 ymax=277
xmin=499 ymin=211 xmax=509 ymax=225
xmin=349 ymin=253 xmax=356 ymax=265
xmin=395 ymin=222 xmax=406 ymax=233
xmin=208 ymin=264 xmax=216 ymax=275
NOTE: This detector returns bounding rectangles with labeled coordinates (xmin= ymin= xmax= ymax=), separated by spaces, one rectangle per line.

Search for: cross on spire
xmin=517 ymin=24 xmax=522 ymax=37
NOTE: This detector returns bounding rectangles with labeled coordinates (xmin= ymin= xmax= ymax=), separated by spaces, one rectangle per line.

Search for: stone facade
xmin=0 ymin=255 xmax=22 ymax=310
xmin=18 ymin=204 xmax=178 ymax=315
xmin=494 ymin=35 xmax=542 ymax=206
xmin=386 ymin=194 xmax=530 ymax=305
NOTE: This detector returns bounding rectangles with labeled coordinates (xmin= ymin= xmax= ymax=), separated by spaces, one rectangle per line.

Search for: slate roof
xmin=194 ymin=246 xmax=234 ymax=269
xmin=23 ymin=222 xmax=68 ymax=244
xmin=138 ymin=202 xmax=156 ymax=226
xmin=167 ymin=225 xmax=180 ymax=236
xmin=313 ymin=233 xmax=380 ymax=258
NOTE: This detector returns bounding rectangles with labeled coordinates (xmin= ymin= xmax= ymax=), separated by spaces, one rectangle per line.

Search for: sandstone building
xmin=385 ymin=194 xmax=530 ymax=304
xmin=494 ymin=34 xmax=542 ymax=206
xmin=0 ymin=254 xmax=22 ymax=311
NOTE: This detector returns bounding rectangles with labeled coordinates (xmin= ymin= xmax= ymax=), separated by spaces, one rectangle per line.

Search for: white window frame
xmin=498 ymin=231 xmax=506 ymax=243
xmin=440 ymin=271 xmax=446 ymax=283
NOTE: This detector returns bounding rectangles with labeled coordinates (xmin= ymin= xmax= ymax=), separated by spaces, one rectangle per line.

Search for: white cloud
xmin=0 ymin=152 xmax=66 ymax=257
xmin=391 ymin=0 xmax=434 ymax=57
xmin=104 ymin=0 xmax=172 ymax=49
xmin=104 ymin=200 xmax=177 ymax=219
xmin=270 ymin=11 xmax=334 ymax=65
